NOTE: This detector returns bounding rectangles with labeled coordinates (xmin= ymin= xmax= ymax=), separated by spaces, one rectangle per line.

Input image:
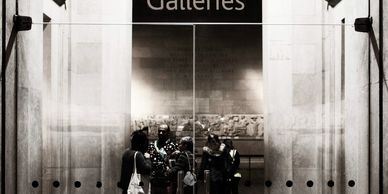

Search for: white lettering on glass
xmin=146 ymin=0 xmax=245 ymax=11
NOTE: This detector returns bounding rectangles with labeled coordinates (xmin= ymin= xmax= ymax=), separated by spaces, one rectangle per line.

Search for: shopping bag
xmin=127 ymin=151 xmax=146 ymax=194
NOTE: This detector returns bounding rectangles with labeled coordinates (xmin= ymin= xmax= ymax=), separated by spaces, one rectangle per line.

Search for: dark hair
xmin=141 ymin=126 xmax=149 ymax=135
xmin=180 ymin=136 xmax=194 ymax=152
xmin=223 ymin=139 xmax=234 ymax=149
xmin=131 ymin=130 xmax=149 ymax=153
xmin=206 ymin=134 xmax=220 ymax=146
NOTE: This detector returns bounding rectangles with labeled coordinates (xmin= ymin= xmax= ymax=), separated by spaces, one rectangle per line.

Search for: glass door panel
xmin=262 ymin=24 xmax=368 ymax=194
xmin=41 ymin=23 xmax=195 ymax=194
xmin=41 ymin=24 xmax=133 ymax=194
xmin=17 ymin=20 xmax=369 ymax=194
xmin=131 ymin=24 xmax=194 ymax=194
xmin=194 ymin=25 xmax=264 ymax=194
xmin=131 ymin=25 xmax=194 ymax=133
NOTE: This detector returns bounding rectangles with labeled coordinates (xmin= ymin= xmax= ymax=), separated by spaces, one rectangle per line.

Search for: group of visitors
xmin=118 ymin=124 xmax=241 ymax=194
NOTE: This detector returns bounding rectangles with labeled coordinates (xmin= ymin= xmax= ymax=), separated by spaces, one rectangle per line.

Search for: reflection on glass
xmin=131 ymin=25 xmax=194 ymax=138
xmin=195 ymin=25 xmax=264 ymax=194
xmin=131 ymin=25 xmax=194 ymax=194
xmin=34 ymin=22 xmax=365 ymax=194
xmin=42 ymin=25 xmax=132 ymax=193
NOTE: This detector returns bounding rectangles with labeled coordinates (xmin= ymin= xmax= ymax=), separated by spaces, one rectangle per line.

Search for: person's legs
xmin=225 ymin=179 xmax=232 ymax=194
xmin=171 ymin=182 xmax=177 ymax=194
xmin=210 ymin=181 xmax=225 ymax=194
xmin=151 ymin=181 xmax=170 ymax=194
xmin=231 ymin=177 xmax=240 ymax=194
xmin=183 ymin=185 xmax=193 ymax=194
xmin=210 ymin=181 xmax=217 ymax=194
xmin=151 ymin=185 xmax=164 ymax=194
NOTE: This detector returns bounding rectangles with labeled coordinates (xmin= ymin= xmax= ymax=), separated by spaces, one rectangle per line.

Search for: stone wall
xmin=132 ymin=25 xmax=263 ymax=116
xmin=132 ymin=25 xmax=193 ymax=115
xmin=3 ymin=0 xmax=18 ymax=193
xmin=370 ymin=0 xmax=388 ymax=192
xmin=41 ymin=2 xmax=72 ymax=194
xmin=12 ymin=0 xmax=133 ymax=194
xmin=60 ymin=1 xmax=132 ymax=193
xmin=369 ymin=0 xmax=381 ymax=192
xmin=263 ymin=0 xmax=370 ymax=194
xmin=195 ymin=25 xmax=263 ymax=114
xmin=14 ymin=0 xmax=45 ymax=194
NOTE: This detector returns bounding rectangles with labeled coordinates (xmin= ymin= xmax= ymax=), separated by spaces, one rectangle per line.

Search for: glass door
xmin=193 ymin=25 xmax=264 ymax=194
xmin=131 ymin=24 xmax=195 ymax=194
xmin=9 ymin=2 xmax=370 ymax=193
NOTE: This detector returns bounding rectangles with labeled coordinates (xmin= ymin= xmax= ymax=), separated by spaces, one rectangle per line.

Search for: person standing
xmin=199 ymin=134 xmax=227 ymax=194
xmin=166 ymin=136 xmax=195 ymax=194
xmin=147 ymin=124 xmax=177 ymax=194
xmin=119 ymin=130 xmax=152 ymax=194
xmin=224 ymin=139 xmax=241 ymax=194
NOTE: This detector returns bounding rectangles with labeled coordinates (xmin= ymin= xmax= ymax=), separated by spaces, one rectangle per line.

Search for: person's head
xmin=131 ymin=130 xmax=149 ymax=153
xmin=158 ymin=124 xmax=170 ymax=143
xmin=179 ymin=136 xmax=193 ymax=152
xmin=140 ymin=126 xmax=149 ymax=135
xmin=206 ymin=134 xmax=221 ymax=151
xmin=223 ymin=138 xmax=234 ymax=149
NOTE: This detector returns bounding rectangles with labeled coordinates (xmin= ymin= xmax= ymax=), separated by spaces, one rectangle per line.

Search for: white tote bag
xmin=127 ymin=152 xmax=151 ymax=194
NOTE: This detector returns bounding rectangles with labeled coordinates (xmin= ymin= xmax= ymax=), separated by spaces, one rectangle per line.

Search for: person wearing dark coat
xmin=166 ymin=136 xmax=195 ymax=194
xmin=199 ymin=134 xmax=227 ymax=194
xmin=119 ymin=130 xmax=152 ymax=194
xmin=224 ymin=139 xmax=241 ymax=194
xmin=147 ymin=124 xmax=178 ymax=194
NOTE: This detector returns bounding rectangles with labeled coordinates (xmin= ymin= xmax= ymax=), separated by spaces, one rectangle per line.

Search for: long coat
xmin=119 ymin=149 xmax=152 ymax=194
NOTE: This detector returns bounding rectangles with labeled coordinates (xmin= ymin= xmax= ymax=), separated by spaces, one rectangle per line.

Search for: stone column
xmin=263 ymin=0 xmax=370 ymax=194
xmin=370 ymin=0 xmax=382 ymax=193
xmin=17 ymin=0 xmax=44 ymax=194
xmin=383 ymin=0 xmax=388 ymax=191
xmin=3 ymin=0 xmax=18 ymax=193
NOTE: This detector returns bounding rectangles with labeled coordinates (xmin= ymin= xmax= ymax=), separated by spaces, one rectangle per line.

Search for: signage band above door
xmin=133 ymin=0 xmax=261 ymax=23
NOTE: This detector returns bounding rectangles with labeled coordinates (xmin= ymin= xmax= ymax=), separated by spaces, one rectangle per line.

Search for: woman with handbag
xmin=119 ymin=130 xmax=152 ymax=194
xmin=166 ymin=136 xmax=196 ymax=194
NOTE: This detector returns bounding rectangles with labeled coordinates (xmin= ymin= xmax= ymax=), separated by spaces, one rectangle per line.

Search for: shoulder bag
xmin=128 ymin=151 xmax=150 ymax=194
xmin=183 ymin=152 xmax=197 ymax=186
